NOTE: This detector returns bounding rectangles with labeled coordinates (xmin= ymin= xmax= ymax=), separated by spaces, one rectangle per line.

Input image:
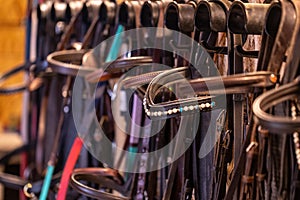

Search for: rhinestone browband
xmin=143 ymin=96 xmax=216 ymax=118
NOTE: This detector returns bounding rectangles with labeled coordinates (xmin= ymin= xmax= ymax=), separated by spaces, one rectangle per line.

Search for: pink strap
xmin=56 ymin=137 xmax=83 ymax=200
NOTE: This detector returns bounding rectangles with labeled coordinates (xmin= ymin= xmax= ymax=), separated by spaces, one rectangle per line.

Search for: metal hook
xmin=200 ymin=40 xmax=228 ymax=54
xmin=235 ymin=45 xmax=259 ymax=58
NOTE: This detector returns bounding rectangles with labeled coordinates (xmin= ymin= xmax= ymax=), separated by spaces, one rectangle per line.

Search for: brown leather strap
xmin=256 ymin=173 xmax=266 ymax=182
xmin=47 ymin=49 xmax=153 ymax=77
xmin=241 ymin=175 xmax=255 ymax=184
xmin=267 ymin=0 xmax=296 ymax=74
xmin=253 ymin=76 xmax=300 ymax=133
xmin=56 ymin=1 xmax=84 ymax=51
xmin=224 ymin=1 xmax=299 ymax=198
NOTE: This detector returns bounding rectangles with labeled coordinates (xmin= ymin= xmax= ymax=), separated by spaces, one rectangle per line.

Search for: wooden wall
xmin=0 ymin=1 xmax=27 ymax=131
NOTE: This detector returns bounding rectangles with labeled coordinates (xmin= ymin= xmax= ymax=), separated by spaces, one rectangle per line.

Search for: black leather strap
xmin=70 ymin=168 xmax=129 ymax=200
xmin=0 ymin=64 xmax=29 ymax=94
xmin=253 ymin=76 xmax=300 ymax=133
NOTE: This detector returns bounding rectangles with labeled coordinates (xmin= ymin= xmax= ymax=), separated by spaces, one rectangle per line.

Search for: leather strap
xmin=47 ymin=49 xmax=153 ymax=78
xmin=224 ymin=1 xmax=298 ymax=198
xmin=253 ymin=76 xmax=300 ymax=133
xmin=0 ymin=63 xmax=32 ymax=94
xmin=70 ymin=168 xmax=129 ymax=200
xmin=266 ymin=0 xmax=296 ymax=74
xmin=56 ymin=1 xmax=84 ymax=51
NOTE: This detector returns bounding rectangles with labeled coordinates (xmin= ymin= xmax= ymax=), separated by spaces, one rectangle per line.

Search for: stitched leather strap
xmin=253 ymin=76 xmax=300 ymax=133
xmin=47 ymin=49 xmax=153 ymax=77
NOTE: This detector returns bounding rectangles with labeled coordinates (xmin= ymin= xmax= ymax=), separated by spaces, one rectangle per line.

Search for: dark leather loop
xmin=119 ymin=1 xmax=136 ymax=28
xmin=141 ymin=1 xmax=160 ymax=27
xmin=37 ymin=1 xmax=52 ymax=20
xmin=266 ymin=0 xmax=295 ymax=73
xmin=47 ymin=49 xmax=153 ymax=79
xmin=165 ymin=1 xmax=196 ymax=32
xmin=228 ymin=1 xmax=270 ymax=34
xmin=47 ymin=49 xmax=93 ymax=76
xmin=0 ymin=63 xmax=33 ymax=94
xmin=99 ymin=1 xmax=117 ymax=25
xmin=253 ymin=76 xmax=300 ymax=133
xmin=195 ymin=0 xmax=228 ymax=32
xmin=83 ymin=0 xmax=102 ymax=23
xmin=51 ymin=1 xmax=71 ymax=22
xmin=265 ymin=2 xmax=282 ymax=37
xmin=70 ymin=168 xmax=129 ymax=200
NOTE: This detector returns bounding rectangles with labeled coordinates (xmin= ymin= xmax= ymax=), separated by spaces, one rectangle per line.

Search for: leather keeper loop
xmin=141 ymin=1 xmax=160 ymax=27
xmin=258 ymin=127 xmax=269 ymax=138
xmin=256 ymin=173 xmax=266 ymax=182
xmin=242 ymin=175 xmax=254 ymax=183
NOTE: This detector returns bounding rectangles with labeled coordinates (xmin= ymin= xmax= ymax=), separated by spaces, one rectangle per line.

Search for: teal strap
xmin=106 ymin=25 xmax=124 ymax=62
xmin=39 ymin=165 xmax=54 ymax=200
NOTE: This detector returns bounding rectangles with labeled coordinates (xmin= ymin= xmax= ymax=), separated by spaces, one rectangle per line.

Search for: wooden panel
xmin=0 ymin=1 xmax=27 ymax=131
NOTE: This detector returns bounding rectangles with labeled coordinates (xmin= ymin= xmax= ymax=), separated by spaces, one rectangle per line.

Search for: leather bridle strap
xmin=53 ymin=19 xmax=123 ymax=200
xmin=35 ymin=0 xmax=74 ymax=177
xmin=56 ymin=16 xmax=135 ymax=198
xmin=47 ymin=49 xmax=152 ymax=79
xmin=253 ymin=77 xmax=300 ymax=133
xmin=0 ymin=63 xmax=33 ymax=94
xmin=266 ymin=1 xmax=296 ymax=74
xmin=70 ymin=168 xmax=129 ymax=200
xmin=224 ymin=1 xmax=298 ymax=198
xmin=56 ymin=1 xmax=84 ymax=51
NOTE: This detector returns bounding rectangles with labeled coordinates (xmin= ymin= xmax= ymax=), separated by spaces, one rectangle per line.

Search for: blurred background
xmin=0 ymin=1 xmax=27 ymax=132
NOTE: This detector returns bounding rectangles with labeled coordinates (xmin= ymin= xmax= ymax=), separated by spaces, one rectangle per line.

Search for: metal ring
xmin=23 ymin=183 xmax=36 ymax=198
